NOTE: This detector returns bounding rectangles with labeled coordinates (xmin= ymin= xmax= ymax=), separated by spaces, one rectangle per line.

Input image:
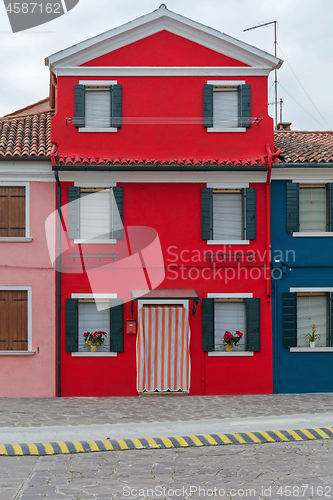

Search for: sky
xmin=0 ymin=0 xmax=332 ymax=131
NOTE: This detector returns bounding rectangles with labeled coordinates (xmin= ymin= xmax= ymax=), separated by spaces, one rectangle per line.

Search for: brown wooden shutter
xmin=0 ymin=187 xmax=9 ymax=237
xmin=9 ymin=187 xmax=25 ymax=237
xmin=0 ymin=187 xmax=25 ymax=237
xmin=0 ymin=291 xmax=28 ymax=350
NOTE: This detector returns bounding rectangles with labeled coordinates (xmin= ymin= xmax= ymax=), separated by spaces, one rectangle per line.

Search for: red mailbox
xmin=126 ymin=319 xmax=137 ymax=334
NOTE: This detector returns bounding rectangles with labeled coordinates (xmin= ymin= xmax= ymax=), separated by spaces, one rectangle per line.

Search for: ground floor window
xmin=202 ymin=297 xmax=260 ymax=352
xmin=0 ymin=290 xmax=28 ymax=350
xmin=78 ymin=300 xmax=111 ymax=352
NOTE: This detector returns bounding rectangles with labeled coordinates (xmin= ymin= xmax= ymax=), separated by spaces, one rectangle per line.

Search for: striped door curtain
xmin=136 ymin=306 xmax=191 ymax=393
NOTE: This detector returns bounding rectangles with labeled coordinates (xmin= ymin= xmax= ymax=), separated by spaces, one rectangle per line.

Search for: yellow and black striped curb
xmin=1 ymin=427 xmax=333 ymax=456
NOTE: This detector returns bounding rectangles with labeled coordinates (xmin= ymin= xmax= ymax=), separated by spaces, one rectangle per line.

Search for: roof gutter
xmin=52 ymin=164 xmax=268 ymax=172
xmin=273 ymin=162 xmax=333 ymax=168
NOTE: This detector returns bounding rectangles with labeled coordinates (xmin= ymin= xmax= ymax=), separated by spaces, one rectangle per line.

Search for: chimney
xmin=277 ymin=122 xmax=292 ymax=131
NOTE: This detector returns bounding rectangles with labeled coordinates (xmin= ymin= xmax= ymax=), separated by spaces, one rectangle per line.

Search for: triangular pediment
xmin=45 ymin=5 xmax=282 ymax=71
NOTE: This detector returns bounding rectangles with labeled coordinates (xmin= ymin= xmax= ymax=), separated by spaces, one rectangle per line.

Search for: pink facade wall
xmin=0 ymin=181 xmax=55 ymax=397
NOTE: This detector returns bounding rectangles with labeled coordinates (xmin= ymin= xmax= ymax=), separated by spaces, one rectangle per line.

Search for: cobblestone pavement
xmin=2 ymin=439 xmax=333 ymax=500
xmin=1 ymin=393 xmax=333 ymax=427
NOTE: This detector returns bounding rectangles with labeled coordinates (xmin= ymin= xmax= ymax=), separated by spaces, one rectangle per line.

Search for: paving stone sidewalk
xmin=1 ymin=393 xmax=333 ymax=427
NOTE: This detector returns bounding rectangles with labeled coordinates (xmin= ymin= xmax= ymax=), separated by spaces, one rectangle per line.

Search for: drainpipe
xmin=51 ymin=144 xmax=62 ymax=397
xmin=265 ymin=144 xmax=281 ymax=297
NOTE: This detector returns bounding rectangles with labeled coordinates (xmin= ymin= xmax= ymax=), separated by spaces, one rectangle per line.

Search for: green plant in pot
xmin=302 ymin=324 xmax=320 ymax=347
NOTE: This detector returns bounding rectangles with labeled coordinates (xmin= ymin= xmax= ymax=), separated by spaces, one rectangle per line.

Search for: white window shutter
xmin=79 ymin=190 xmax=111 ymax=240
xmin=214 ymin=302 xmax=246 ymax=351
xmin=78 ymin=302 xmax=111 ymax=352
xmin=85 ymin=91 xmax=111 ymax=128
xmin=213 ymin=91 xmax=238 ymax=128
xmin=213 ymin=193 xmax=242 ymax=240
xmin=299 ymin=187 xmax=326 ymax=232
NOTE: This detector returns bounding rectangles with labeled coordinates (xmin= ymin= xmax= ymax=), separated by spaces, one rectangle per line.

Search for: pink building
xmin=0 ymin=104 xmax=55 ymax=397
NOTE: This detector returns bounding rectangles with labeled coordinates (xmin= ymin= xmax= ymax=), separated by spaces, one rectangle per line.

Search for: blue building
xmin=272 ymin=129 xmax=333 ymax=393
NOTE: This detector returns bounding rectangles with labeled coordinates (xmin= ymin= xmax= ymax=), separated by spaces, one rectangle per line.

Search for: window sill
xmin=0 ymin=350 xmax=35 ymax=356
xmin=208 ymin=351 xmax=254 ymax=357
xmin=71 ymin=352 xmax=118 ymax=357
xmin=292 ymin=232 xmax=333 ymax=237
xmin=79 ymin=127 xmax=118 ymax=133
xmin=0 ymin=237 xmax=33 ymax=243
xmin=290 ymin=347 xmax=333 ymax=352
xmin=207 ymin=240 xmax=250 ymax=245
xmin=207 ymin=127 xmax=246 ymax=133
xmin=74 ymin=239 xmax=117 ymax=245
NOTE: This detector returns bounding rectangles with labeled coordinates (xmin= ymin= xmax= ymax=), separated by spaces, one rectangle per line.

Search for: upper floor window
xmin=75 ymin=83 xmax=122 ymax=131
xmin=286 ymin=183 xmax=333 ymax=234
xmin=201 ymin=187 xmax=256 ymax=244
xmin=0 ymin=186 xmax=25 ymax=238
xmin=0 ymin=290 xmax=28 ymax=351
xmin=203 ymin=82 xmax=251 ymax=132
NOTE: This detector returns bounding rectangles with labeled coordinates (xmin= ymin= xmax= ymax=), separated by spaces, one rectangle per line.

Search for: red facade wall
xmin=59 ymin=182 xmax=272 ymax=397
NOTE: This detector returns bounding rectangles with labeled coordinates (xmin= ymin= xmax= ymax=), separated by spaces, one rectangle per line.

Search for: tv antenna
xmin=244 ymin=21 xmax=278 ymax=129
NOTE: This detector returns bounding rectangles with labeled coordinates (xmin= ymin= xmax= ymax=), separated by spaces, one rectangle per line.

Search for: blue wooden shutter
xmin=326 ymin=183 xmax=333 ymax=232
xmin=282 ymin=292 xmax=297 ymax=347
xmin=201 ymin=188 xmax=213 ymax=240
xmin=74 ymin=84 xmax=85 ymax=128
xmin=246 ymin=298 xmax=260 ymax=351
xmin=112 ymin=85 xmax=122 ymax=128
xmin=203 ymin=84 xmax=213 ymax=128
xmin=112 ymin=186 xmax=123 ymax=239
xmin=65 ymin=298 xmax=78 ymax=352
xmin=238 ymin=84 xmax=251 ymax=128
xmin=111 ymin=299 xmax=124 ymax=352
xmin=329 ymin=293 xmax=333 ymax=347
xmin=202 ymin=298 xmax=215 ymax=352
xmin=245 ymin=188 xmax=256 ymax=240
xmin=68 ymin=186 xmax=80 ymax=239
xmin=286 ymin=183 xmax=299 ymax=233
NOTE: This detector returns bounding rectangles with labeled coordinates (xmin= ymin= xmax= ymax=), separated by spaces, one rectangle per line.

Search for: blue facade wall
xmin=271 ymin=179 xmax=333 ymax=393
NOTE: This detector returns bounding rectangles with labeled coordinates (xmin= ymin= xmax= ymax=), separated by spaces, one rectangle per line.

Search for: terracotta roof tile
xmin=0 ymin=111 xmax=52 ymax=158
xmin=274 ymin=130 xmax=333 ymax=164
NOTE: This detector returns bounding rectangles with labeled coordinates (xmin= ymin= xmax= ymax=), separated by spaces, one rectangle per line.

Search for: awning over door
xmin=131 ymin=289 xmax=199 ymax=317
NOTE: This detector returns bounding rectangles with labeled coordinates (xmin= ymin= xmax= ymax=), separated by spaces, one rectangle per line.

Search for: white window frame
xmin=292 ymin=181 xmax=333 ymax=238
xmin=0 ymin=182 xmax=32 ymax=242
xmin=289 ymin=287 xmax=333 ymax=352
xmin=0 ymin=286 xmax=33 ymax=355
xmin=71 ymin=293 xmax=118 ymax=357
xmin=207 ymin=80 xmax=246 ymax=133
xmin=73 ymin=182 xmax=118 ymax=244
xmin=207 ymin=184 xmax=250 ymax=246
xmin=78 ymin=80 xmax=119 ymax=133
xmin=207 ymin=293 xmax=253 ymax=356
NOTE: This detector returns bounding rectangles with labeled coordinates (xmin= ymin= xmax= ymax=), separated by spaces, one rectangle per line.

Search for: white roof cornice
xmin=45 ymin=5 xmax=282 ymax=71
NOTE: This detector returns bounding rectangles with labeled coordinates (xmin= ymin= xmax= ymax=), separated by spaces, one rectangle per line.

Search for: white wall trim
xmin=208 ymin=351 xmax=253 ymax=357
xmin=207 ymin=128 xmax=246 ymax=133
xmin=0 ymin=162 xmax=53 ymax=181
xmin=207 ymin=240 xmax=250 ymax=245
xmin=290 ymin=347 xmax=333 ymax=353
xmin=208 ymin=293 xmax=253 ymax=298
xmin=271 ymin=170 xmax=333 ymax=182
xmin=207 ymin=182 xmax=249 ymax=188
xmin=0 ymin=237 xmax=33 ymax=243
xmin=0 ymin=286 xmax=32 ymax=351
xmin=79 ymin=80 xmax=117 ymax=85
xmin=71 ymin=293 xmax=118 ymax=299
xmin=0 ymin=351 xmax=35 ymax=356
xmin=71 ymin=352 xmax=118 ymax=357
xmin=290 ymin=288 xmax=333 ymax=292
xmin=292 ymin=232 xmax=333 ymax=238
xmin=56 ymin=67 xmax=271 ymax=77
xmin=79 ymin=127 xmax=118 ymax=133
xmin=74 ymin=181 xmax=117 ymax=187
xmin=59 ymin=172 xmax=267 ymax=184
xmin=207 ymin=80 xmax=246 ymax=85
xmin=73 ymin=239 xmax=117 ymax=245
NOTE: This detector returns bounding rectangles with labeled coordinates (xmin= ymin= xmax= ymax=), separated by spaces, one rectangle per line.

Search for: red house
xmin=46 ymin=5 xmax=282 ymax=396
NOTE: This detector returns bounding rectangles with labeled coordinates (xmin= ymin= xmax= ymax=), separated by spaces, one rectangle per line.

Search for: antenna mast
xmin=244 ymin=21 xmax=278 ymax=130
